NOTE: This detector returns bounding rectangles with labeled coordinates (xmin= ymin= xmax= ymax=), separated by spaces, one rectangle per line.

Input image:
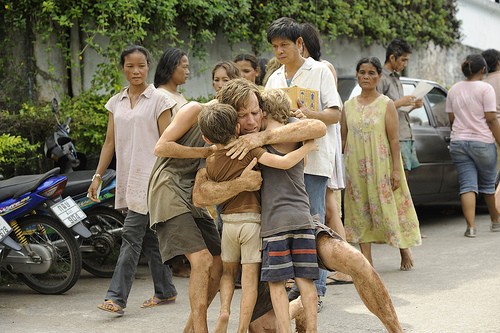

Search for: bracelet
xmin=92 ymin=173 xmax=102 ymax=182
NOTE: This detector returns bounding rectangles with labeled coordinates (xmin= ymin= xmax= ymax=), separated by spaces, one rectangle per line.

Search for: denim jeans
xmin=291 ymin=174 xmax=328 ymax=297
xmin=450 ymin=140 xmax=497 ymax=195
xmin=105 ymin=210 xmax=177 ymax=308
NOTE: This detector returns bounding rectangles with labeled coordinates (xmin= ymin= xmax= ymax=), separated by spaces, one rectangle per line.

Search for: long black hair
xmin=154 ymin=48 xmax=187 ymax=87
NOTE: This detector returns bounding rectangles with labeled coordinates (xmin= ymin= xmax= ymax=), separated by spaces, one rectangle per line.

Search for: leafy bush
xmin=0 ymin=103 xmax=56 ymax=176
xmin=0 ymin=103 xmax=54 ymax=144
xmin=59 ymin=92 xmax=111 ymax=156
xmin=0 ymin=94 xmax=110 ymax=175
xmin=0 ymin=103 xmax=56 ymax=177
xmin=0 ymin=134 xmax=40 ymax=177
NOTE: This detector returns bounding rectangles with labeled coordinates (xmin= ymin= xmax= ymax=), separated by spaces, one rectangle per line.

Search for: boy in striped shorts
xmin=259 ymin=89 xmax=321 ymax=333
xmin=198 ymin=101 xmax=318 ymax=333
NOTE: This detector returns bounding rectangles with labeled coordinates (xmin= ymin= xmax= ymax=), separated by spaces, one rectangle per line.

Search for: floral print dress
xmin=343 ymin=95 xmax=421 ymax=249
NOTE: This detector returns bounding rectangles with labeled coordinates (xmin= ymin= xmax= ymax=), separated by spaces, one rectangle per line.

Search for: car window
xmin=427 ymin=87 xmax=449 ymax=127
xmin=402 ymin=83 xmax=429 ymax=127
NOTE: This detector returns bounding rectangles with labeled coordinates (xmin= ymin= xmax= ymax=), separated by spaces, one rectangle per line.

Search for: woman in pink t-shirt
xmin=446 ymin=54 xmax=500 ymax=237
xmin=88 ymin=45 xmax=177 ymax=315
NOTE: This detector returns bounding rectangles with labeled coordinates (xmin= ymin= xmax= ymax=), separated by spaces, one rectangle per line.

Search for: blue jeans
xmin=105 ymin=210 xmax=177 ymax=308
xmin=450 ymin=140 xmax=497 ymax=195
xmin=291 ymin=174 xmax=328 ymax=297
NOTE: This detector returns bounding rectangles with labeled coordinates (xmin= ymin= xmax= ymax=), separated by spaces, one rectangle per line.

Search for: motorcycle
xmin=44 ymin=98 xmax=124 ymax=278
xmin=62 ymin=169 xmax=124 ymax=277
xmin=0 ymin=216 xmax=22 ymax=252
xmin=0 ymin=168 xmax=91 ymax=294
xmin=0 ymin=162 xmax=23 ymax=260
xmin=44 ymin=98 xmax=84 ymax=173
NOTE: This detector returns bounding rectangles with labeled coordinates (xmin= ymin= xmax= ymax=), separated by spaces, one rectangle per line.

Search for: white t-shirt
xmin=446 ymin=80 xmax=496 ymax=143
xmin=105 ymin=84 xmax=175 ymax=214
xmin=265 ymin=57 xmax=341 ymax=178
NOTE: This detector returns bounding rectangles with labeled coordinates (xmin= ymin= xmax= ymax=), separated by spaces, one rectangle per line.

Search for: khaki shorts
xmin=221 ymin=213 xmax=262 ymax=264
xmin=156 ymin=213 xmax=221 ymax=264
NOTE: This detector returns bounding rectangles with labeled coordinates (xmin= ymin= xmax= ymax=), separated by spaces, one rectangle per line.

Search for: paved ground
xmin=1 ymin=206 xmax=500 ymax=332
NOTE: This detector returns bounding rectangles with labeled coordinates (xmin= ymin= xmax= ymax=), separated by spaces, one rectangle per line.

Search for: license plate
xmin=0 ymin=215 xmax=12 ymax=241
xmin=50 ymin=197 xmax=87 ymax=228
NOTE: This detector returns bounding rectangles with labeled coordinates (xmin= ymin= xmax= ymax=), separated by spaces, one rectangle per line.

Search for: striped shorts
xmin=261 ymin=228 xmax=319 ymax=282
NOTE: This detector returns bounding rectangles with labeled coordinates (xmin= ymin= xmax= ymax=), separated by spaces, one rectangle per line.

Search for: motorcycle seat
xmin=0 ymin=168 xmax=62 ymax=202
xmin=62 ymin=169 xmax=116 ymax=197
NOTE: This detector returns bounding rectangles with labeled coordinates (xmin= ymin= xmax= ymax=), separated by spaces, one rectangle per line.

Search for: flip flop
xmin=141 ymin=296 xmax=177 ymax=308
xmin=97 ymin=300 xmax=124 ymax=316
xmin=326 ymin=276 xmax=353 ymax=285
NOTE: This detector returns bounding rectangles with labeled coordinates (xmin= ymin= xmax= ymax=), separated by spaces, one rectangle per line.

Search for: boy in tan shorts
xmin=198 ymin=102 xmax=317 ymax=333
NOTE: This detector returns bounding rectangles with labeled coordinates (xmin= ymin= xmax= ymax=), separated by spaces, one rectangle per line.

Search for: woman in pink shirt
xmin=88 ymin=45 xmax=177 ymax=315
xmin=446 ymin=54 xmax=500 ymax=237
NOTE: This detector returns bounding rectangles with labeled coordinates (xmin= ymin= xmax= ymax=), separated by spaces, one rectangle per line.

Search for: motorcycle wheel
xmin=81 ymin=207 xmax=124 ymax=278
xmin=15 ymin=215 xmax=82 ymax=294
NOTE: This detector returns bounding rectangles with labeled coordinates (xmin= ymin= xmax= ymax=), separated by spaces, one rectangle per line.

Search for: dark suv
xmin=338 ymin=76 xmax=459 ymax=205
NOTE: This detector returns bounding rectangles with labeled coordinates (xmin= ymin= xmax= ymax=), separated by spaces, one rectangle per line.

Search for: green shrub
xmin=0 ymin=103 xmax=55 ymax=176
xmin=0 ymin=103 xmax=54 ymax=145
xmin=0 ymin=94 xmax=110 ymax=176
xmin=59 ymin=92 xmax=111 ymax=156
xmin=0 ymin=134 xmax=40 ymax=177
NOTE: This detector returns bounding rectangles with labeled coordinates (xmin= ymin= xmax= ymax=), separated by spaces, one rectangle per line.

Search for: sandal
xmin=141 ymin=295 xmax=177 ymax=308
xmin=97 ymin=300 xmax=124 ymax=316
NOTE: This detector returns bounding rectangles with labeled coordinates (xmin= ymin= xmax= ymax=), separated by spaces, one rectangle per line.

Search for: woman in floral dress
xmin=341 ymin=57 xmax=421 ymax=271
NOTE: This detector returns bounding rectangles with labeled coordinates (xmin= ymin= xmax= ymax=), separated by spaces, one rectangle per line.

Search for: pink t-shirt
xmin=446 ymin=80 xmax=497 ymax=143
xmin=105 ymin=84 xmax=175 ymax=214
xmin=483 ymin=71 xmax=500 ymax=116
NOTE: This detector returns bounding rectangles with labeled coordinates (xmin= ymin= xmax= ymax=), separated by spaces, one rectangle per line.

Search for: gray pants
xmin=105 ymin=210 xmax=177 ymax=308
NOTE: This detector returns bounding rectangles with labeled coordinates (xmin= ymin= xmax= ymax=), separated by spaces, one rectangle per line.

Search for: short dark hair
xmin=300 ymin=22 xmax=321 ymax=61
xmin=198 ymin=103 xmax=238 ymax=145
xmin=234 ymin=54 xmax=259 ymax=70
xmin=120 ymin=45 xmax=151 ymax=67
xmin=384 ymin=39 xmax=412 ymax=63
xmin=356 ymin=57 xmax=383 ymax=74
xmin=481 ymin=49 xmax=500 ymax=73
xmin=154 ymin=48 xmax=187 ymax=87
xmin=461 ymin=54 xmax=487 ymax=78
xmin=267 ymin=17 xmax=301 ymax=44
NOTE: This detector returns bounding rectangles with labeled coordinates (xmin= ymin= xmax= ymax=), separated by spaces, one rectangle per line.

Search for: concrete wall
xmin=179 ymin=37 xmax=480 ymax=100
xmin=34 ymin=33 xmax=67 ymax=102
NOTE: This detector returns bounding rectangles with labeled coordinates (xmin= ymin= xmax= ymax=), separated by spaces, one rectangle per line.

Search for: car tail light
xmin=40 ymin=179 xmax=68 ymax=199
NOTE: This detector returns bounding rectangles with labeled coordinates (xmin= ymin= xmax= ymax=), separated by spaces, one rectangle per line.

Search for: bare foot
xmin=400 ymin=248 xmax=414 ymax=271
xmin=214 ymin=311 xmax=230 ymax=333
xmin=289 ymin=296 xmax=303 ymax=319
xmin=291 ymin=297 xmax=306 ymax=333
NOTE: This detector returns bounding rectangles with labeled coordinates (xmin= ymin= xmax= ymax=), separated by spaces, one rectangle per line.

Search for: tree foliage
xmin=2 ymin=0 xmax=461 ymax=94
xmin=0 ymin=0 xmax=461 ymax=174
xmin=0 ymin=134 xmax=40 ymax=177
